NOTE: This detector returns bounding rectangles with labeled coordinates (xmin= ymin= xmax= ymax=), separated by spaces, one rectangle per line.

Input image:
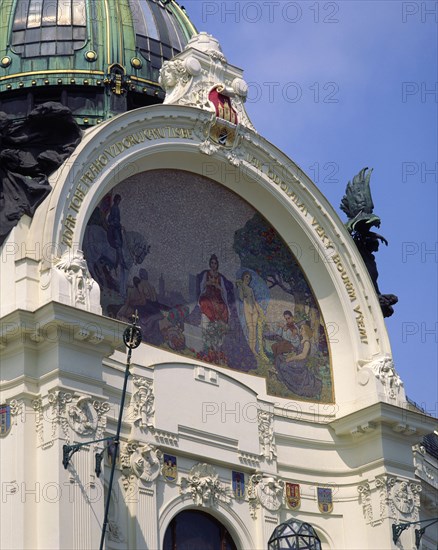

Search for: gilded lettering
xmin=93 ymin=158 xmax=104 ymax=172
xmin=128 ymin=134 xmax=139 ymax=145
xmin=81 ymin=172 xmax=94 ymax=185
xmin=89 ymin=163 xmax=100 ymax=177
xmin=62 ymin=233 xmax=73 ymax=247
xmin=299 ymin=203 xmax=308 ymax=216
xmin=64 ymin=215 xmax=76 ymax=231
xmin=80 ymin=176 xmax=91 ymax=187
xmin=74 ymin=188 xmax=86 ymax=201
xmin=69 ymin=196 xmax=81 ymax=213
xmin=353 ymin=305 xmax=368 ymax=343
xmin=98 ymin=154 xmax=108 ymax=165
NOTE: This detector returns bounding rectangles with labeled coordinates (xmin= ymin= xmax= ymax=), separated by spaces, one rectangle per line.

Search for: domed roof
xmin=0 ymin=0 xmax=196 ymax=125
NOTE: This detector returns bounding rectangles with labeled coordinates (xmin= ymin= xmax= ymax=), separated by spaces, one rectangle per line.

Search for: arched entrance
xmin=163 ymin=509 xmax=238 ymax=550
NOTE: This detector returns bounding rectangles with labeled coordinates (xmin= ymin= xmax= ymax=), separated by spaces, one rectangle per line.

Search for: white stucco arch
xmin=1 ymin=104 xmax=400 ymax=418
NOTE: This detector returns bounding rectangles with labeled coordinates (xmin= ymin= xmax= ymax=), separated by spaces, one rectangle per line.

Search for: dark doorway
xmin=163 ymin=509 xmax=238 ymax=550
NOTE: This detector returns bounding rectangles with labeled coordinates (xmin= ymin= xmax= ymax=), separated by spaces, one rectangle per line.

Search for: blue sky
xmin=183 ymin=0 xmax=438 ymax=414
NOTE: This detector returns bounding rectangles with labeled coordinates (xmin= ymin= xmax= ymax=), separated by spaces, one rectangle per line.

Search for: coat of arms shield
xmin=232 ymin=471 xmax=245 ymax=499
xmin=162 ymin=454 xmax=177 ymax=482
xmin=0 ymin=404 xmax=11 ymax=436
xmin=317 ymin=487 xmax=333 ymax=513
xmin=286 ymin=482 xmax=301 ymax=510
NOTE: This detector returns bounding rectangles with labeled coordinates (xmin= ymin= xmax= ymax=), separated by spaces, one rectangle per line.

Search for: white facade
xmin=0 ymin=34 xmax=436 ymax=550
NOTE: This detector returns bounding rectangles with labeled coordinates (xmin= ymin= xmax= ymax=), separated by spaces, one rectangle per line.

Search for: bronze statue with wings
xmin=340 ymin=167 xmax=398 ymax=317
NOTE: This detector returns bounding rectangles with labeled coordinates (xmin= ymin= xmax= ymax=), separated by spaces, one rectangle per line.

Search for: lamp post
xmin=99 ymin=313 xmax=142 ymax=550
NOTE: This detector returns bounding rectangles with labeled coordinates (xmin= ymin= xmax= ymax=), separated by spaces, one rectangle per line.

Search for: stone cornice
xmin=0 ymin=302 xmax=125 ymax=351
xmin=330 ymin=402 xmax=437 ymax=439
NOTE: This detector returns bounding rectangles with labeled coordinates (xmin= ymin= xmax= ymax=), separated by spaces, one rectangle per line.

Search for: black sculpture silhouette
xmin=0 ymin=102 xmax=82 ymax=246
xmin=340 ymin=168 xmax=398 ymax=317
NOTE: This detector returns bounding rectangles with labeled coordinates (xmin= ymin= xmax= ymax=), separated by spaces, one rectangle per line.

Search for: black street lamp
xmin=392 ymin=518 xmax=438 ymax=548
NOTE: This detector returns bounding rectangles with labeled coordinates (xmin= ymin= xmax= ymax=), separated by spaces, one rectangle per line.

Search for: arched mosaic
xmin=83 ymin=170 xmax=333 ymax=403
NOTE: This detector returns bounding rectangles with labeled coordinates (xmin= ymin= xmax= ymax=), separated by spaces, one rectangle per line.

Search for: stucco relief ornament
xmin=357 ymin=482 xmax=373 ymax=523
xmin=159 ymin=57 xmax=203 ymax=107
xmin=8 ymin=399 xmax=23 ymax=420
xmin=370 ymin=356 xmax=404 ymax=400
xmin=247 ymin=473 xmax=284 ymax=518
xmin=54 ymin=250 xmax=97 ymax=310
xmin=120 ymin=441 xmax=163 ymax=488
xmin=375 ymin=475 xmax=397 ymax=520
xmin=207 ymin=48 xmax=227 ymax=63
xmin=390 ymin=481 xmax=421 ymax=520
xmin=130 ymin=375 xmax=154 ymax=431
xmin=180 ymin=463 xmax=232 ymax=508
xmin=247 ymin=474 xmax=261 ymax=518
xmin=160 ymin=32 xmax=255 ymax=132
xmin=257 ymin=475 xmax=284 ymax=512
xmin=93 ymin=400 xmax=111 ymax=440
xmin=67 ymin=396 xmax=98 ymax=436
xmin=33 ymin=398 xmax=45 ymax=446
xmin=198 ymin=138 xmax=219 ymax=156
xmin=393 ymin=481 xmax=415 ymax=514
xmin=48 ymin=390 xmax=73 ymax=442
xmin=258 ymin=410 xmax=277 ymax=462
xmin=130 ymin=444 xmax=163 ymax=482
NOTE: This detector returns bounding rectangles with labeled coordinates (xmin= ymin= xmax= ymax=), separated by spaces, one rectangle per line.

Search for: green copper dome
xmin=0 ymin=0 xmax=196 ymax=125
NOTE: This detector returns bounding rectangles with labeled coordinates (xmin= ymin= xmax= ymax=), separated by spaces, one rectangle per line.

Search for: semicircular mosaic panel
xmin=83 ymin=170 xmax=334 ymax=403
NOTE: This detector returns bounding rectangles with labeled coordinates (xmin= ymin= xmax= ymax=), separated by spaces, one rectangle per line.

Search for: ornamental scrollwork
xmin=357 ymin=482 xmax=373 ymax=523
xmin=48 ymin=390 xmax=73 ymax=442
xmin=33 ymin=398 xmax=44 ymax=446
xmin=129 ymin=376 xmax=154 ymax=431
xmin=375 ymin=475 xmax=397 ymax=519
xmin=8 ymin=399 xmax=23 ymax=420
xmin=247 ymin=474 xmax=261 ymax=519
xmin=258 ymin=410 xmax=277 ymax=462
